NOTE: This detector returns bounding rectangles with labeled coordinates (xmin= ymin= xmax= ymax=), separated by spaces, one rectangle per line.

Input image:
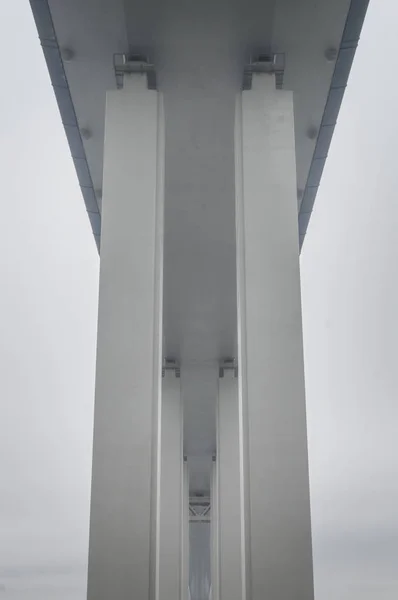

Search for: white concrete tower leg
xmin=87 ymin=74 xmax=165 ymax=600
xmin=216 ymin=369 xmax=243 ymax=600
xmin=210 ymin=457 xmax=219 ymax=600
xmin=158 ymin=370 xmax=184 ymax=600
xmin=234 ymin=73 xmax=314 ymax=600
xmin=182 ymin=462 xmax=190 ymax=600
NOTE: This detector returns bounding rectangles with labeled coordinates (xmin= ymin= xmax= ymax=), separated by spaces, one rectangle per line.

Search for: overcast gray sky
xmin=0 ymin=1 xmax=397 ymax=599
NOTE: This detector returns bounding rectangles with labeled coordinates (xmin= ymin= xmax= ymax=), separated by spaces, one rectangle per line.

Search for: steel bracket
xmin=162 ymin=358 xmax=181 ymax=378
xmin=219 ymin=358 xmax=238 ymax=378
xmin=114 ymin=53 xmax=157 ymax=90
xmin=243 ymin=53 xmax=285 ymax=90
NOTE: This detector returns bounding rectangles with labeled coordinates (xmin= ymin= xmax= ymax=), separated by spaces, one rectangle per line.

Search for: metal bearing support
xmin=219 ymin=358 xmax=238 ymax=378
xmin=162 ymin=358 xmax=181 ymax=378
xmin=243 ymin=53 xmax=285 ymax=90
xmin=113 ymin=53 xmax=157 ymax=90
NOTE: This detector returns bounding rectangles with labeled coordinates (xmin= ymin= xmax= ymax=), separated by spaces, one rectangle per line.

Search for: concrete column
xmin=158 ymin=370 xmax=183 ymax=600
xmin=182 ymin=462 xmax=190 ymax=600
xmin=234 ymin=73 xmax=314 ymax=600
xmin=216 ymin=370 xmax=243 ymax=600
xmin=210 ymin=459 xmax=219 ymax=600
xmin=87 ymin=75 xmax=165 ymax=600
